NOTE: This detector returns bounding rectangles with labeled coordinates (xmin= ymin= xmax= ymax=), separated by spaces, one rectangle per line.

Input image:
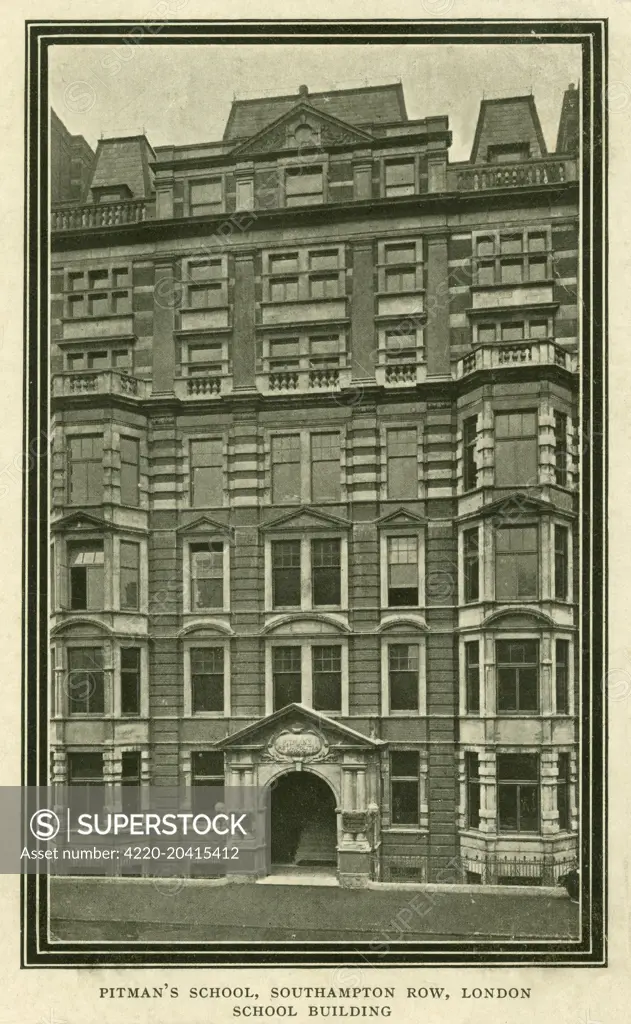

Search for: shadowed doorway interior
xmin=270 ymin=771 xmax=337 ymax=868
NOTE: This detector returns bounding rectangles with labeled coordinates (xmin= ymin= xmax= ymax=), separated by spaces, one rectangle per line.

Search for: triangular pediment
xmin=231 ymin=102 xmax=373 ymax=158
xmin=472 ymin=492 xmax=571 ymax=523
xmin=375 ymin=507 xmax=427 ymax=529
xmin=176 ymin=514 xmax=232 ymax=536
xmin=215 ymin=703 xmax=383 ymax=753
xmin=262 ymin=507 xmax=351 ymax=533
xmin=51 ymin=511 xmax=112 ymax=533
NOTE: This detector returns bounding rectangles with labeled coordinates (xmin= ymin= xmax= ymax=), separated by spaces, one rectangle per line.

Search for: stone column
xmin=479 ymin=749 xmax=497 ymax=834
xmin=232 ymin=250 xmax=257 ymax=391
xmin=425 ymin=235 xmax=450 ymax=376
xmin=152 ymin=258 xmax=177 ymax=394
xmin=350 ymin=241 xmax=376 ymax=381
xmin=540 ymin=748 xmax=558 ymax=835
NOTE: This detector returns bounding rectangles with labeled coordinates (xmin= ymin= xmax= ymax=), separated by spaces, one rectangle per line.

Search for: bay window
xmin=495 ymin=525 xmax=538 ymax=600
xmin=494 ymin=410 xmax=538 ymax=487
xmin=496 ymin=639 xmax=539 ymax=712
xmin=497 ymin=753 xmax=540 ymax=833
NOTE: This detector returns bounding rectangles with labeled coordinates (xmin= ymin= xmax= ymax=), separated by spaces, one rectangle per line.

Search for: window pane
xmin=500 ymin=260 xmax=522 ymax=284
xmin=270 ymin=253 xmax=299 ymax=275
xmin=312 ymin=646 xmax=342 ymax=711
xmin=120 ymin=437 xmax=140 ymax=506
xmin=391 ymin=780 xmax=418 ymax=824
xmin=385 ymin=162 xmax=415 ymax=196
xmin=285 ymin=169 xmax=323 ymax=196
xmin=67 ymin=647 xmax=104 ymax=714
xmin=498 ymin=785 xmax=519 ymax=831
xmin=556 ymin=639 xmax=570 ymax=713
xmin=311 ymin=539 xmax=341 ymax=606
xmin=272 ymin=540 xmax=301 ymax=607
xmin=121 ymin=647 xmax=141 ymax=715
xmin=89 ymin=293 xmax=110 ymax=316
xmin=478 ymin=324 xmax=496 ymax=344
xmin=497 ymin=753 xmax=539 ymax=780
xmin=465 ymin=641 xmax=480 ymax=712
xmin=529 ymin=320 xmax=548 ymax=339
xmin=495 ymin=437 xmax=538 ymax=487
xmin=387 ymin=429 xmax=417 ymax=500
xmin=191 ymin=647 xmax=224 ymax=713
xmin=191 ymin=542 xmax=224 ymax=610
xmin=391 ymin=750 xmax=419 ymax=776
xmin=501 ymin=322 xmax=524 ymax=342
xmin=528 ymin=258 xmax=547 ymax=282
xmin=272 ymin=435 xmax=301 ymax=503
xmin=463 ymin=417 xmax=477 ymax=491
xmin=191 ymin=180 xmax=222 ymax=208
xmin=500 ymin=235 xmax=523 ymax=255
xmin=477 ymin=262 xmax=495 ymax=286
xmin=476 ymin=238 xmax=495 ymax=258
xmin=387 ymin=537 xmax=418 ymax=606
xmin=272 ymin=647 xmax=301 ymax=710
xmin=385 ymin=244 xmax=416 ymax=265
xmin=555 ymin=525 xmax=569 ymax=599
xmin=310 ymin=250 xmax=338 ymax=271
xmin=311 ymin=433 xmax=340 ymax=501
xmin=389 ymin=644 xmax=419 ymax=711
xmin=68 ymin=752 xmax=103 ymax=782
xmin=463 ymin=528 xmax=479 ymax=602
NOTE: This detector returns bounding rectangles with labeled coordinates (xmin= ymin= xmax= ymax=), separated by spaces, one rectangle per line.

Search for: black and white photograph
xmin=13 ymin=11 xmax=610 ymax=998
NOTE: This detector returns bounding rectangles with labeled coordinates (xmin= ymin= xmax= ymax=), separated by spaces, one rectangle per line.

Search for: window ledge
xmin=179 ymin=305 xmax=229 ymax=314
xmin=61 ymin=313 xmax=132 ymax=324
xmin=186 ymin=713 xmax=229 ymax=720
xmin=260 ymin=297 xmax=346 ymax=307
xmin=375 ymin=289 xmax=426 ymax=299
xmin=381 ymin=827 xmax=428 ymax=835
xmin=470 ymin=279 xmax=554 ymax=291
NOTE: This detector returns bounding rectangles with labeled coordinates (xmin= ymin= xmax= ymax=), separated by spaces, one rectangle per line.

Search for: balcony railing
xmin=173 ymin=375 xmax=230 ymax=399
xmin=385 ymin=362 xmax=418 ymax=385
xmin=456 ymin=340 xmax=577 ymax=379
xmin=259 ymin=367 xmax=348 ymax=393
xmin=51 ymin=199 xmax=150 ymax=231
xmin=449 ymin=157 xmax=577 ymax=193
xmin=52 ymin=371 xmax=150 ymax=398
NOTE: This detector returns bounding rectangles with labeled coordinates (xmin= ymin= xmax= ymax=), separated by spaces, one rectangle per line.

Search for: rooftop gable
xmin=231 ymin=100 xmax=373 ymax=158
xmin=224 ymin=83 xmax=406 ymax=141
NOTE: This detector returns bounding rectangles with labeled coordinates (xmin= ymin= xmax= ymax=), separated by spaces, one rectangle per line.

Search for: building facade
xmin=50 ymin=81 xmax=580 ymax=887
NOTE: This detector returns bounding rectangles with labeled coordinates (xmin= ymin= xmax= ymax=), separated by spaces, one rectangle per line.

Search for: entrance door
xmin=270 ymin=772 xmax=337 ymax=867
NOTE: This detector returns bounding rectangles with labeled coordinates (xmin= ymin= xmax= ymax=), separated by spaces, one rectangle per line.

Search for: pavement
xmin=49 ymin=877 xmax=580 ymax=942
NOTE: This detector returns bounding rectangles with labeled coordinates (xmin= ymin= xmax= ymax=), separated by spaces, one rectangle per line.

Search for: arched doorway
xmin=269 ymin=771 xmax=337 ymax=869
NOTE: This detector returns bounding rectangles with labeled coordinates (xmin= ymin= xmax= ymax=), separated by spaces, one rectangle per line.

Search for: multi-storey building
xmin=50 ymin=80 xmax=580 ymax=887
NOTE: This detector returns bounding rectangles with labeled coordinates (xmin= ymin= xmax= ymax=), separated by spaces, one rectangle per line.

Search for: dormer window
xmin=91 ymin=184 xmax=133 ymax=203
xmin=486 ymin=143 xmax=530 ymax=164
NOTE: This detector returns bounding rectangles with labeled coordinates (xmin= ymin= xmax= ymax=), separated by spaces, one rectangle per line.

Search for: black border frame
xmin=23 ymin=18 xmax=607 ymax=968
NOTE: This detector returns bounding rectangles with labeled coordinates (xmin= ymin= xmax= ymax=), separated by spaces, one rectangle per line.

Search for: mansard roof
xmin=223 ymin=83 xmax=406 ymax=141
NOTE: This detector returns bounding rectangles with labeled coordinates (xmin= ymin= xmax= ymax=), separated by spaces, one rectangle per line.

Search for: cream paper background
xmin=0 ymin=1 xmax=624 ymax=1021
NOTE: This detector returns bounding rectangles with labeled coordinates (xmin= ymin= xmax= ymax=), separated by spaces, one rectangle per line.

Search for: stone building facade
xmin=49 ymin=81 xmax=580 ymax=886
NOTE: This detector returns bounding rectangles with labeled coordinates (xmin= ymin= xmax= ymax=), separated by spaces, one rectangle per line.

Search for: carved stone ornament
xmin=265 ymin=723 xmax=329 ymax=763
xmin=341 ymin=811 xmax=369 ymax=834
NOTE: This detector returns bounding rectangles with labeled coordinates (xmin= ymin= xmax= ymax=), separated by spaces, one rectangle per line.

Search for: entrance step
xmin=258 ymin=865 xmax=339 ymax=887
